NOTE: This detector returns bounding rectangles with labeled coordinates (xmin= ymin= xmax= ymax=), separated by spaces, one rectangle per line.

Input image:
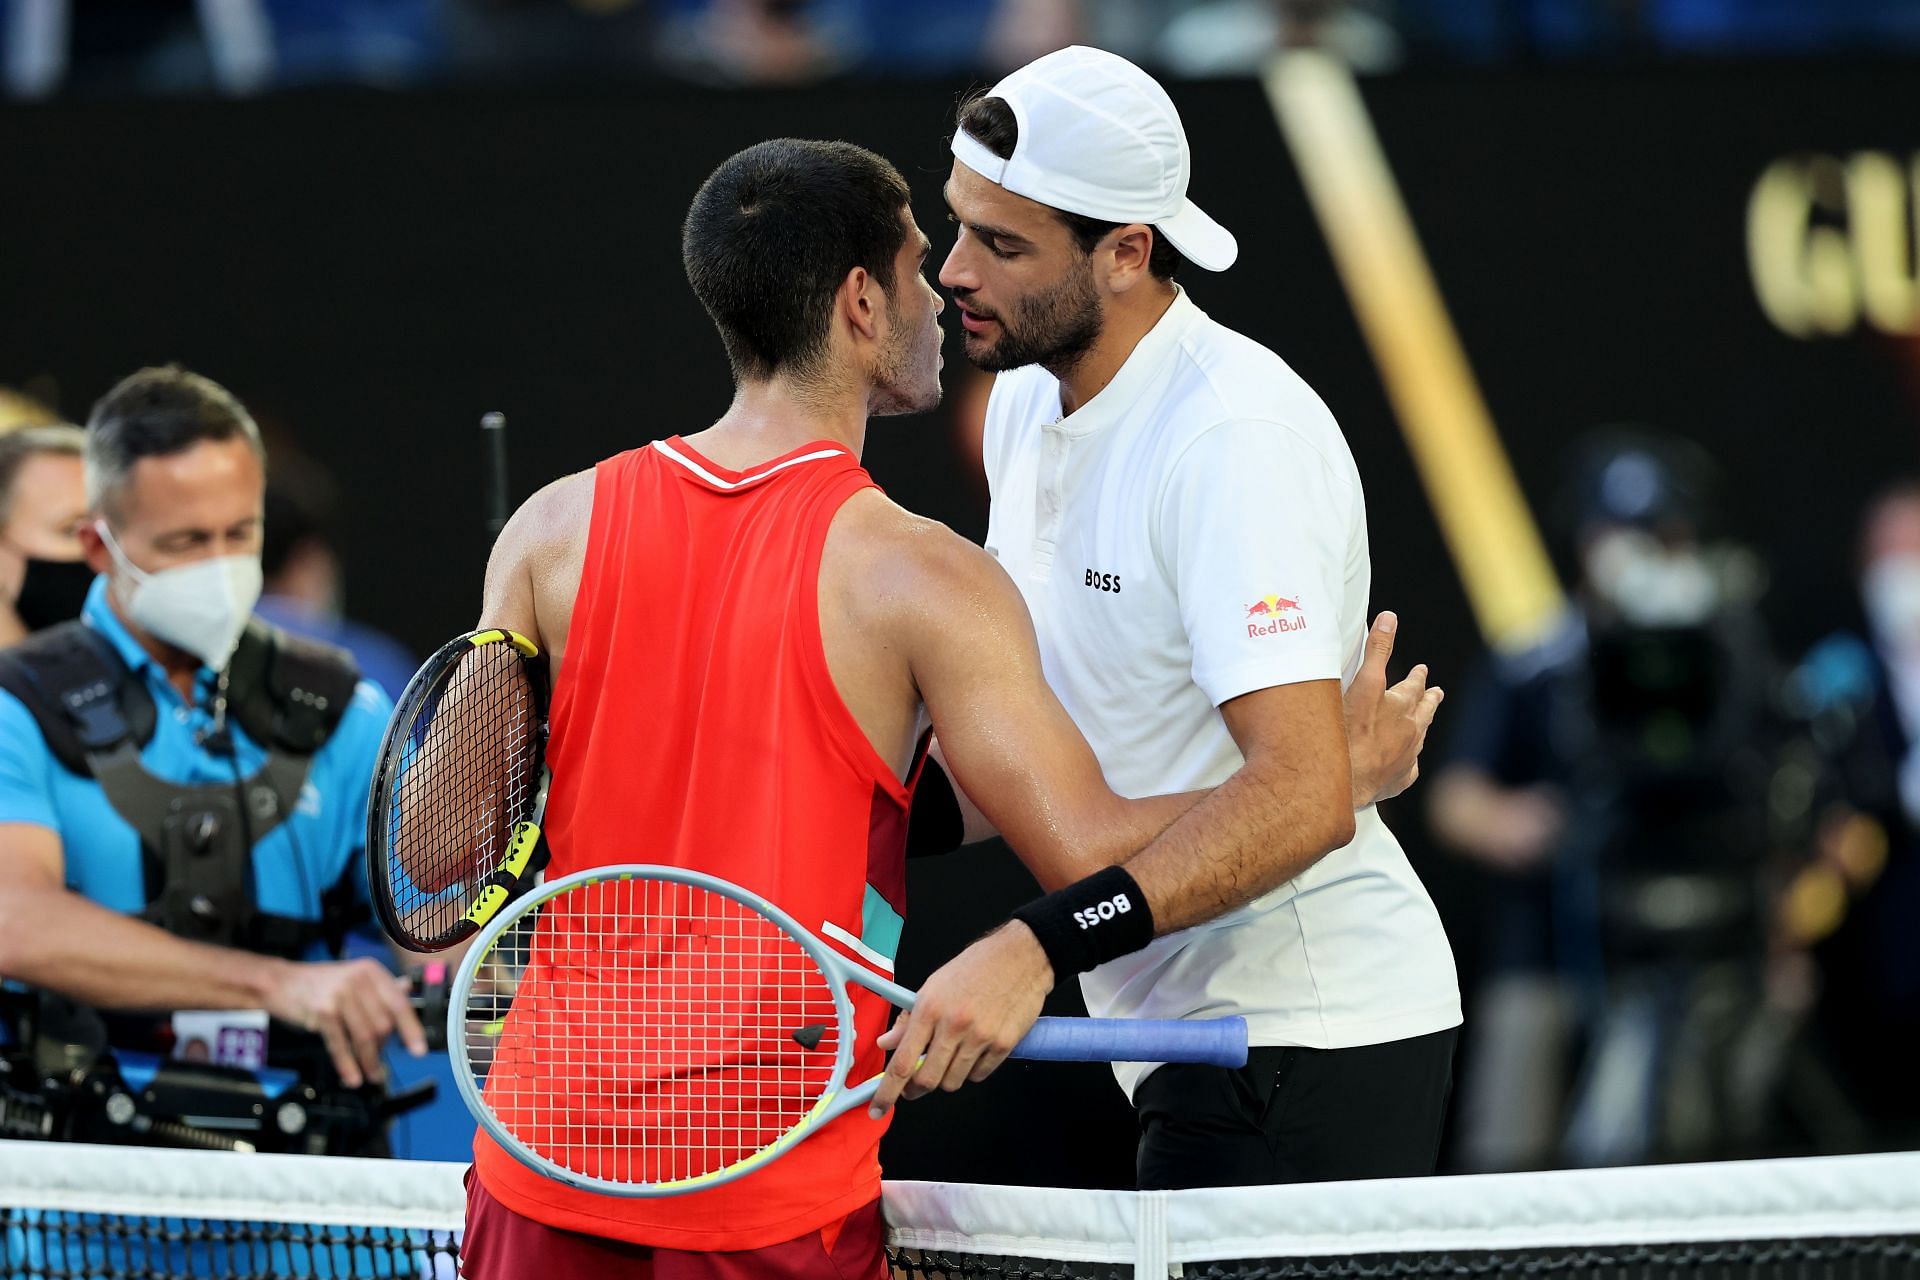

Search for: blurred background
xmin=8 ymin=0 xmax=1920 ymax=93
xmin=5 ymin=0 xmax=1920 ymax=1186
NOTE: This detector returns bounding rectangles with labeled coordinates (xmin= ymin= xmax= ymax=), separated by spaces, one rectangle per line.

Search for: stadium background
xmin=4 ymin=2 xmax=1920 ymax=1190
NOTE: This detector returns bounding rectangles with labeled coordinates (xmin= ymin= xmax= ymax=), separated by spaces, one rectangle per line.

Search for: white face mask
xmin=95 ymin=521 xmax=263 ymax=670
xmin=1864 ymin=553 xmax=1920 ymax=658
xmin=1584 ymin=528 xmax=1719 ymax=627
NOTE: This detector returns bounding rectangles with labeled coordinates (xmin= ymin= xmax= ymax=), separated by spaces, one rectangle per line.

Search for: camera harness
xmin=0 ymin=618 xmax=364 ymax=959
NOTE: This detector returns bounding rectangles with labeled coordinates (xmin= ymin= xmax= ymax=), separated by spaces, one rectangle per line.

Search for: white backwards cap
xmin=949 ymin=45 xmax=1238 ymax=272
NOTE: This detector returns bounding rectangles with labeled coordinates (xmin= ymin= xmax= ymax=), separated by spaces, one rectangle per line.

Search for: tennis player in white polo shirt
xmin=935 ymin=46 xmax=1463 ymax=1188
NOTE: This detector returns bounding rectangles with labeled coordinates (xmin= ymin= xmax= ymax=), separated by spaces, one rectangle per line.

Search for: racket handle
xmin=1012 ymin=1016 xmax=1248 ymax=1067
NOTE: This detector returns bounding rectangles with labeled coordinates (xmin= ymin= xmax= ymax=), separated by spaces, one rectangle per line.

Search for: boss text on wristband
xmin=1010 ymin=866 xmax=1155 ymax=978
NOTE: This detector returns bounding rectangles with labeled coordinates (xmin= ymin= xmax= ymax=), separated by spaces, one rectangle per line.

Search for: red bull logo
xmin=1245 ymin=594 xmax=1306 ymax=637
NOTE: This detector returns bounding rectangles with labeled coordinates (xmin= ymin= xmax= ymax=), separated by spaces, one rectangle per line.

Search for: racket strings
xmin=385 ymin=643 xmax=541 ymax=944
xmin=465 ymin=876 xmax=844 ymax=1188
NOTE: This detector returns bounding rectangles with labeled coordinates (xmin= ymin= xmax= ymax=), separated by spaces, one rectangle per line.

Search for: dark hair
xmin=0 ymin=423 xmax=85 ymax=528
xmin=683 ymin=139 xmax=913 ymax=381
xmin=957 ymin=94 xmax=1183 ymax=282
xmin=262 ymin=469 xmax=336 ymax=580
xmin=85 ymin=365 xmax=265 ymax=515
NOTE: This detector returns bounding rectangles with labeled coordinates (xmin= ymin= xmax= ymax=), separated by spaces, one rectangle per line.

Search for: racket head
xmin=367 ymin=628 xmax=548 ymax=952
xmin=448 ymin=864 xmax=859 ymax=1197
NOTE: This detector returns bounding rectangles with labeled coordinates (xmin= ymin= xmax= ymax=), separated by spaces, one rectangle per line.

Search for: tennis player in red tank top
xmin=461 ymin=140 xmax=1442 ymax=1279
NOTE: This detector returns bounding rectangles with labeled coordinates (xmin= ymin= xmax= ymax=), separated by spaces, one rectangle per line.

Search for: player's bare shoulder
xmin=822 ymin=487 xmax=1028 ymax=646
xmin=521 ymin=469 xmax=595 ymax=552
xmin=483 ymin=468 xmax=596 ymax=672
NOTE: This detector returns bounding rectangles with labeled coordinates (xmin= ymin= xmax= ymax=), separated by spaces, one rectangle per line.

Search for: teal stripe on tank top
xmin=862 ymin=883 xmax=904 ymax=963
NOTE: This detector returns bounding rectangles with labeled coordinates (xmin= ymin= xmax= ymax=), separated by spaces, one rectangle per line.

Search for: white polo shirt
xmin=981 ymin=288 xmax=1461 ymax=1098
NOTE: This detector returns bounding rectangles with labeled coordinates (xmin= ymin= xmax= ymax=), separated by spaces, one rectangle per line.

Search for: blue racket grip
xmin=1011 ymin=1016 xmax=1248 ymax=1067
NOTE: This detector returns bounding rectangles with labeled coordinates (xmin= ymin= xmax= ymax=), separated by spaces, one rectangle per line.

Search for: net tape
xmin=2 ymin=1143 xmax=1918 ymax=1279
xmin=0 ymin=1142 xmax=463 ymax=1279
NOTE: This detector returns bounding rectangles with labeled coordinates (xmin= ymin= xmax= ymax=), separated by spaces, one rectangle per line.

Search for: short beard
xmin=965 ymin=256 xmax=1103 ymax=379
xmin=869 ymin=311 xmax=940 ymax=417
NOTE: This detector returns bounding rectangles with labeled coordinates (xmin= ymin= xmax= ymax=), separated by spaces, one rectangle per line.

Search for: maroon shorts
xmin=461 ymin=1169 xmax=889 ymax=1280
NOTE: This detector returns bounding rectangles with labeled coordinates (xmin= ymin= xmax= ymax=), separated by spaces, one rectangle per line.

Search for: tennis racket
xmin=366 ymin=628 xmax=549 ymax=952
xmin=449 ymin=863 xmax=1248 ymax=1197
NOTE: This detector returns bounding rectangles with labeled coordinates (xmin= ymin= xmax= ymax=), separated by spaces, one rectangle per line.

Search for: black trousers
xmin=1134 ymin=1027 xmax=1458 ymax=1189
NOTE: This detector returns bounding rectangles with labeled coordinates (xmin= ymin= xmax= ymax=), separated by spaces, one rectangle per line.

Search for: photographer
xmin=0 ymin=366 xmax=425 ymax=1153
xmin=1432 ymin=432 xmax=1788 ymax=1168
xmin=1796 ymin=482 xmax=1920 ymax=1149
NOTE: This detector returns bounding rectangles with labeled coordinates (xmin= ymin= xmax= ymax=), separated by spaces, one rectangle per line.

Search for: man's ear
xmin=0 ymin=542 xmax=22 ymax=600
xmin=78 ymin=521 xmax=112 ymax=577
xmin=1100 ymin=224 xmax=1156 ymax=294
xmin=842 ymin=264 xmax=883 ymax=342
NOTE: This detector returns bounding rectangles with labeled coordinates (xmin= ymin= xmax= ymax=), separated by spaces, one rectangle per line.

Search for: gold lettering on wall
xmin=1749 ymin=151 xmax=1920 ymax=338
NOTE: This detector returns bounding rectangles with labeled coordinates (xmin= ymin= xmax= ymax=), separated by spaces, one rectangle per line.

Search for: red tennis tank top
xmin=471 ymin=436 xmax=924 ymax=1251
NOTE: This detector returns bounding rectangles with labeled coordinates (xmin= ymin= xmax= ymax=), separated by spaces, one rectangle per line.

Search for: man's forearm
xmin=955 ymin=776 xmax=1001 ymax=846
xmin=0 ymin=886 xmax=286 ymax=1011
xmin=928 ymin=737 xmax=1012 ymax=847
xmin=930 ymin=736 xmax=1200 ymax=874
xmin=1121 ymin=759 xmax=1354 ymax=936
xmin=1019 ymin=790 xmax=1202 ymax=892
xmin=867 ymin=762 xmax=1350 ymax=1118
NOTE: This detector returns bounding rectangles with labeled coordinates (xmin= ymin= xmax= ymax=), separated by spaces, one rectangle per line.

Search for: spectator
xmin=982 ymin=0 xmax=1083 ymax=70
xmin=1429 ymin=431 xmax=1785 ymax=1168
xmin=0 ymin=425 xmax=90 ymax=646
xmin=653 ymin=0 xmax=859 ymax=85
xmin=1426 ymin=604 xmax=1580 ymax=1171
xmin=1158 ymin=0 xmax=1404 ymax=76
xmin=256 ymin=468 xmax=417 ymax=702
xmin=1796 ymin=481 xmax=1920 ymax=1149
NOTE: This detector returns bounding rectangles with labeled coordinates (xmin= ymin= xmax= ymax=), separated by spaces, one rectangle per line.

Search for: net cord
xmin=6 ymin=1143 xmax=1920 ymax=1274
xmin=887 ymin=1152 xmax=1920 ymax=1268
xmin=0 ymin=1140 xmax=465 ymax=1232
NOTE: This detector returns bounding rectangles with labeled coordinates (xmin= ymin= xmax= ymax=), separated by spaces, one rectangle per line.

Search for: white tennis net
xmin=3 ymin=1140 xmax=1919 ymax=1278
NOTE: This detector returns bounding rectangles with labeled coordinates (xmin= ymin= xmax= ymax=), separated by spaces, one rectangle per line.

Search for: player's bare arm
xmin=847 ymin=497 xmax=1447 ymax=1103
xmin=870 ymin=678 xmax=1352 ymax=1114
xmin=487 ymin=467 xmax=1436 ymax=839
xmin=477 ymin=469 xmax=595 ymax=670
xmin=484 ymin=471 xmax=1182 ymax=880
xmin=821 ymin=492 xmax=1204 ymax=1104
xmin=822 ymin=489 xmax=1194 ymax=882
xmin=1126 ymin=680 xmax=1352 ymax=931
xmin=871 ymin=621 xmax=1441 ymax=1114
xmin=936 ymin=612 xmax=1442 ymax=847
xmin=395 ymin=469 xmax=589 ymax=917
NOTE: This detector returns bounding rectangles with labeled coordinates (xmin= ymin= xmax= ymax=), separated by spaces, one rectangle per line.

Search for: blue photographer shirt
xmin=0 ymin=577 xmax=392 ymax=943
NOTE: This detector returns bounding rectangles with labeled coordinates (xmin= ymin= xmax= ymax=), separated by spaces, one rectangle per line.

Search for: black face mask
xmin=12 ymin=558 xmax=94 ymax=632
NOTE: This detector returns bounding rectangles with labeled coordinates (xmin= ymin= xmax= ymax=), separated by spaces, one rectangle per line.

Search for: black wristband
xmin=905 ymin=758 xmax=965 ymax=859
xmin=1010 ymin=866 xmax=1156 ymax=978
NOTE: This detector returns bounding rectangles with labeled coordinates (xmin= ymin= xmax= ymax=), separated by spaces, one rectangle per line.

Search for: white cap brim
xmin=1158 ymin=198 xmax=1237 ymax=272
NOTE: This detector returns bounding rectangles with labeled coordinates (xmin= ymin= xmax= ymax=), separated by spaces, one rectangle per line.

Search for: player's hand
xmin=1345 ymin=611 xmax=1445 ymax=808
xmin=263 ymin=957 xmax=429 ymax=1088
xmin=868 ymin=921 xmax=1054 ymax=1119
